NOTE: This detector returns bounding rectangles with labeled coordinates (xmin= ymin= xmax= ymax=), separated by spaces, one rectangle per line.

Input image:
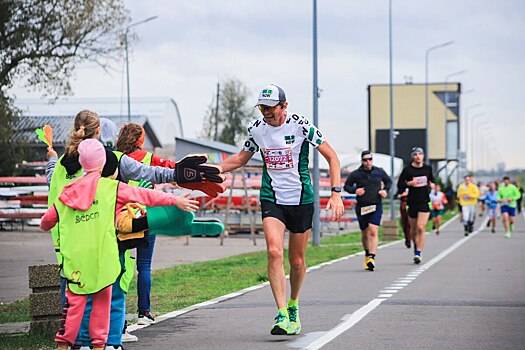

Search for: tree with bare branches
xmin=201 ymin=78 xmax=255 ymax=146
xmin=0 ymin=0 xmax=130 ymax=174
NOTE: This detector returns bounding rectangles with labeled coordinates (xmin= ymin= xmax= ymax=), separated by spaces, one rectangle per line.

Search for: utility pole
xmin=214 ymin=82 xmax=220 ymax=141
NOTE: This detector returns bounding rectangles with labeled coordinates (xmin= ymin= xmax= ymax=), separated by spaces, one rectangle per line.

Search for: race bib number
xmin=360 ymin=204 xmax=376 ymax=215
xmin=263 ymin=148 xmax=293 ymax=170
xmin=413 ymin=176 xmax=428 ymax=187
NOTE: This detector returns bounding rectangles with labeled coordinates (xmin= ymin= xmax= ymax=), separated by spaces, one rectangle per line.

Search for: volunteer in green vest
xmin=41 ymin=139 xmax=199 ymax=350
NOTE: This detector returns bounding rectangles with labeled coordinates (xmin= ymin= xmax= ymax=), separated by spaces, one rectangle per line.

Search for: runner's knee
xmin=267 ymin=246 xmax=284 ymax=262
xmin=289 ymin=255 xmax=305 ymax=269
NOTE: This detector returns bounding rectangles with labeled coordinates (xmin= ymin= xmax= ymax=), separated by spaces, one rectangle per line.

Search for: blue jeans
xmin=60 ymin=277 xmax=67 ymax=308
xmin=75 ymin=252 xmax=127 ymax=347
xmin=137 ymin=233 xmax=156 ymax=312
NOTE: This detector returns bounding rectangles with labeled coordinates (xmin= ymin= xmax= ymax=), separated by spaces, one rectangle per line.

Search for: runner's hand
xmin=397 ymin=190 xmax=408 ymax=198
xmin=356 ymin=188 xmax=365 ymax=196
xmin=378 ymin=190 xmax=387 ymax=198
xmin=326 ymin=194 xmax=344 ymax=221
xmin=175 ymin=193 xmax=200 ymax=213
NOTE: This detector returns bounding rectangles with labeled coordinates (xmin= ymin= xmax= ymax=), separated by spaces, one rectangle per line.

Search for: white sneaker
xmin=137 ymin=311 xmax=156 ymax=325
xmin=121 ymin=330 xmax=138 ymax=342
xmin=413 ymin=255 xmax=422 ymax=264
xmin=105 ymin=346 xmax=124 ymax=350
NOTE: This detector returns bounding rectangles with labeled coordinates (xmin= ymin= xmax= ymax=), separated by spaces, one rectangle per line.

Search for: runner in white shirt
xmin=219 ymin=84 xmax=344 ymax=336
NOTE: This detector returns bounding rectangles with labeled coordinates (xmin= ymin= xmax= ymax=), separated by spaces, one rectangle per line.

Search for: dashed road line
xmin=295 ymin=217 xmax=488 ymax=350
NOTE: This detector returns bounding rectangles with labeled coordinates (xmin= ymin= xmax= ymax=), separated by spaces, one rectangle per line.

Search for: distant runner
xmin=484 ymin=182 xmax=498 ymax=233
xmin=397 ymin=147 xmax=434 ymax=264
xmin=429 ymin=183 xmax=448 ymax=235
xmin=344 ymin=150 xmax=391 ymax=271
xmin=497 ymin=176 xmax=521 ymax=238
xmin=457 ymin=175 xmax=480 ymax=236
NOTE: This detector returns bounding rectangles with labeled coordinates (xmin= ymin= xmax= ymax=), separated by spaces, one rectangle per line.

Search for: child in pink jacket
xmin=40 ymin=139 xmax=198 ymax=350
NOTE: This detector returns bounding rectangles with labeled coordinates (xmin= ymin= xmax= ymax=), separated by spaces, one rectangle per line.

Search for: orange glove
xmin=179 ymin=181 xmax=226 ymax=198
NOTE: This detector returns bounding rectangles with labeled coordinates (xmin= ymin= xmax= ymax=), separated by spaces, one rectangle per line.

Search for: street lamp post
xmin=478 ymin=129 xmax=493 ymax=175
xmin=124 ymin=15 xmax=158 ymax=121
xmin=463 ymin=104 xmax=482 ymax=176
xmin=425 ymin=40 xmax=454 ymax=165
xmin=443 ymin=69 xmax=467 ymax=180
xmin=312 ymin=0 xmax=321 ymax=246
xmin=473 ymin=122 xmax=489 ymax=174
xmin=469 ymin=113 xmax=485 ymax=172
xmin=388 ymin=0 xmax=395 ymax=220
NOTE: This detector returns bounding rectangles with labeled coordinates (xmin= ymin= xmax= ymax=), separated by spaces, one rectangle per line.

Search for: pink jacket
xmin=40 ymin=172 xmax=178 ymax=231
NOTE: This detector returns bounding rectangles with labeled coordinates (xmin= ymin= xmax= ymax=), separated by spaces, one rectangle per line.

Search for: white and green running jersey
xmin=242 ymin=113 xmax=325 ymax=205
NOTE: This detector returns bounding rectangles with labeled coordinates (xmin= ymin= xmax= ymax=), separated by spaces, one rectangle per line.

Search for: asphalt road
xmin=125 ymin=213 xmax=525 ymax=350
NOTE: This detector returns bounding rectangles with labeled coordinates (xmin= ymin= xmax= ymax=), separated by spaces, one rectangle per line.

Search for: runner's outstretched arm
xmin=218 ymin=150 xmax=254 ymax=173
xmin=318 ymin=141 xmax=344 ymax=221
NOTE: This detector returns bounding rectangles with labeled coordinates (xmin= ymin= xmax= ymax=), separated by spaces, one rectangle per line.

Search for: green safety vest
xmin=48 ymin=151 xmax=123 ymax=263
xmin=119 ymin=151 xmax=152 ymax=292
xmin=54 ymin=177 xmax=121 ymax=295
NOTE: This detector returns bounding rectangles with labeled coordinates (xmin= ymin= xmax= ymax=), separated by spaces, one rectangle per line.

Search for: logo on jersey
xmin=284 ymin=135 xmax=295 ymax=145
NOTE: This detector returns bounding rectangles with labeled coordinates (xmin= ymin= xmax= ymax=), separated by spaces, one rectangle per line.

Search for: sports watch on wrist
xmin=331 ymin=186 xmax=342 ymax=193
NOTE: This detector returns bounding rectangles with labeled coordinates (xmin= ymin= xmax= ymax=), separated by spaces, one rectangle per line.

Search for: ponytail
xmin=65 ymin=110 xmax=100 ymax=156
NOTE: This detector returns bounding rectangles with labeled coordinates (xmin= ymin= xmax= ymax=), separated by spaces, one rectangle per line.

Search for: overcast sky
xmin=12 ymin=0 xmax=525 ymax=169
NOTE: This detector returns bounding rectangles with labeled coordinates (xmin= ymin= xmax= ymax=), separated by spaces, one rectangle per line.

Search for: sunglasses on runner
xmin=257 ymin=103 xmax=283 ymax=112
xmin=362 ymin=157 xmax=373 ymax=162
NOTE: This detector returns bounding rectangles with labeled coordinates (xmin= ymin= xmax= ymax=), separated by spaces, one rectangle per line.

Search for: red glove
xmin=179 ymin=181 xmax=226 ymax=198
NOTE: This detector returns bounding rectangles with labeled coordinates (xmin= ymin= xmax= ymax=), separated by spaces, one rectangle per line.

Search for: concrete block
xmin=382 ymin=220 xmax=399 ymax=240
xmin=29 ymin=291 xmax=62 ymax=317
xmin=30 ymin=318 xmax=62 ymax=337
xmin=28 ymin=264 xmax=60 ymax=289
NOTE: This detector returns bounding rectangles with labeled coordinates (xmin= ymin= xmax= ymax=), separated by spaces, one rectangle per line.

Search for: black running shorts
xmin=260 ymin=200 xmax=314 ymax=234
xmin=407 ymin=202 xmax=430 ymax=218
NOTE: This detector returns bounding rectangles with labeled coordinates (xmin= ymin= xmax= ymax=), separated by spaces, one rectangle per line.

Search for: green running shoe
xmin=270 ymin=310 xmax=291 ymax=335
xmin=287 ymin=304 xmax=301 ymax=335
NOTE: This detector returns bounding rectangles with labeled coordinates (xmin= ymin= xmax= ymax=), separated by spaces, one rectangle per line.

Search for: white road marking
xmin=301 ymin=298 xmax=386 ymax=350
xmin=296 ymin=216 xmax=489 ymax=350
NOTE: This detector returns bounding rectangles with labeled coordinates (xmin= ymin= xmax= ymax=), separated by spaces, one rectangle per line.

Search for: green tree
xmin=202 ymin=78 xmax=255 ymax=145
xmin=0 ymin=0 xmax=130 ymax=174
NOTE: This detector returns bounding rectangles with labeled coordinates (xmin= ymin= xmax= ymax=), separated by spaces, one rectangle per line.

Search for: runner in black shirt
xmin=344 ymin=150 xmax=392 ymax=271
xmin=397 ymin=147 xmax=434 ymax=264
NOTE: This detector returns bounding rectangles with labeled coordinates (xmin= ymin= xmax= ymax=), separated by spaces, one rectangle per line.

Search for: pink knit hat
xmin=78 ymin=139 xmax=106 ymax=172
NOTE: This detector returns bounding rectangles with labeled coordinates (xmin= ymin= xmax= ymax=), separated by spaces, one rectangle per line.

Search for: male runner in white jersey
xmin=219 ymin=84 xmax=344 ymax=336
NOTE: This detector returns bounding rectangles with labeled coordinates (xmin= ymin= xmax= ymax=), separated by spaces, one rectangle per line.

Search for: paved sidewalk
xmin=0 ymin=228 xmax=270 ymax=304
